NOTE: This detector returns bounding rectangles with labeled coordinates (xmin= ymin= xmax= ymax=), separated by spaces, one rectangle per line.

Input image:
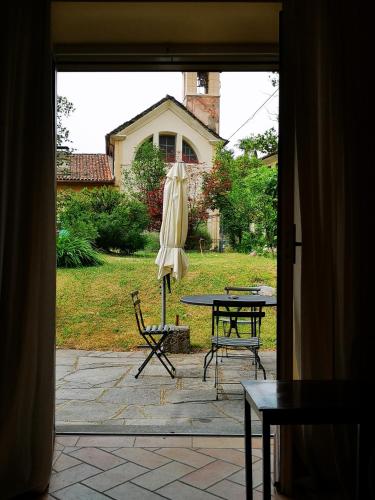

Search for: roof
xmin=105 ymin=94 xmax=227 ymax=151
xmin=56 ymin=154 xmax=114 ymax=183
xmin=260 ymin=151 xmax=278 ymax=160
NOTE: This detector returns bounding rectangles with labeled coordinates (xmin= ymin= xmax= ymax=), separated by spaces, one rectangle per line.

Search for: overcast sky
xmin=57 ymin=72 xmax=278 ymax=155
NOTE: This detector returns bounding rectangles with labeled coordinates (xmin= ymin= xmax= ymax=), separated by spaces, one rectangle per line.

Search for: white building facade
xmin=106 ymin=72 xmax=225 ymax=245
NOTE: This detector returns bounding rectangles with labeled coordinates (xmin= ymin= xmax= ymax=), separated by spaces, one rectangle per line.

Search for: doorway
xmin=55 ymin=69 xmax=279 ymax=435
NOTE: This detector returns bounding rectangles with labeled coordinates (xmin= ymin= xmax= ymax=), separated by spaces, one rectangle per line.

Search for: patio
xmin=56 ymin=349 xmax=276 ymax=435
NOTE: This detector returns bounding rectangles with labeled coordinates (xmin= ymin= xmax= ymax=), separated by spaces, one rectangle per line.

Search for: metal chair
xmin=222 ymin=286 xmax=260 ymax=337
xmin=131 ymin=290 xmax=179 ymax=379
xmin=203 ymin=299 xmax=266 ymax=397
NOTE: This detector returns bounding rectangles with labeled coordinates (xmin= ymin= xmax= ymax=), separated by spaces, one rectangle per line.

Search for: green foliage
xmin=57 ymin=232 xmax=102 ymax=268
xmin=95 ymin=200 xmax=149 ymax=254
xmin=202 ymin=142 xmax=233 ymax=211
xmin=144 ymin=231 xmax=161 ymax=252
xmin=57 ymin=190 xmax=98 ymax=242
xmin=123 ymin=141 xmax=166 ymax=230
xmin=56 ymin=96 xmax=75 ymax=149
xmin=203 ymin=129 xmax=278 ymax=254
xmin=125 ymin=141 xmax=166 ymax=199
xmin=235 ymin=232 xmax=254 ymax=253
xmin=243 ymin=165 xmax=278 ymax=252
xmin=89 ymin=187 xmax=125 ymax=214
xmin=57 ymin=187 xmax=149 ymax=254
xmin=185 ymin=223 xmax=212 ymax=251
xmin=56 ymin=96 xmax=76 ymax=168
xmin=237 ymin=128 xmax=278 ymax=158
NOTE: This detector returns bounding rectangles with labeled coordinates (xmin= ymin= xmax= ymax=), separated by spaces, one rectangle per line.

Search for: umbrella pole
xmin=161 ymin=275 xmax=166 ymax=326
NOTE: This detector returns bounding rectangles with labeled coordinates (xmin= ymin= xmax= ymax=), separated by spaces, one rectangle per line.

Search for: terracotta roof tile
xmin=56 ymin=154 xmax=114 ymax=183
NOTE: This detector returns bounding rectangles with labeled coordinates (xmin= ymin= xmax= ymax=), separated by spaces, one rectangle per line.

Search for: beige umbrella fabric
xmin=155 ymin=162 xmax=189 ymax=323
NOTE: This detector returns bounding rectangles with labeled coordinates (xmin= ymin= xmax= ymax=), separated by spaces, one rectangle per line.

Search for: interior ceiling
xmin=51 ymin=2 xmax=281 ymax=45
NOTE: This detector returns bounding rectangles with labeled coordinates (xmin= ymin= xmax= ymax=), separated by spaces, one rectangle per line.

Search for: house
xmin=58 ymin=72 xmax=225 ymax=242
xmin=106 ymin=72 xmax=225 ymax=243
xmin=261 ymin=151 xmax=278 ymax=168
xmin=56 ymin=153 xmax=114 ymax=190
xmin=106 ymin=77 xmax=224 ymax=188
xmin=2 ymin=2 xmax=374 ymax=499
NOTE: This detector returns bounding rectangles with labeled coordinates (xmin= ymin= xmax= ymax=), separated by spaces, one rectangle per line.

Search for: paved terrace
xmin=56 ymin=350 xmax=276 ymax=435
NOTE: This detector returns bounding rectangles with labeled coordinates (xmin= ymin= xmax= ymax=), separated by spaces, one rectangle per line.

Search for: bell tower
xmin=183 ymin=72 xmax=220 ymax=134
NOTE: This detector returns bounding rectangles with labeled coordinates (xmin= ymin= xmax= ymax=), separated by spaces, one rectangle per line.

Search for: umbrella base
xmin=163 ymin=326 xmax=190 ymax=354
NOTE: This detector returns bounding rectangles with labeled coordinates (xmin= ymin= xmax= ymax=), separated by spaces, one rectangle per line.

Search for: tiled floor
xmin=41 ymin=434 xmax=289 ymax=499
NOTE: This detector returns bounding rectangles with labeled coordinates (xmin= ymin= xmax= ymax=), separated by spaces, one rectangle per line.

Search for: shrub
xmin=57 ymin=189 xmax=97 ymax=242
xmin=57 ymin=232 xmax=102 ymax=268
xmin=235 ymin=231 xmax=253 ymax=253
xmin=88 ymin=186 xmax=124 ymax=214
xmin=144 ymin=231 xmax=160 ymax=252
xmin=57 ymin=187 xmax=150 ymax=255
xmin=95 ymin=200 xmax=149 ymax=254
xmin=185 ymin=224 xmax=212 ymax=251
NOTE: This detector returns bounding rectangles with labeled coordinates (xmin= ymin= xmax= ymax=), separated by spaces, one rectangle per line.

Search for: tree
xmin=202 ymin=142 xmax=233 ymax=210
xmin=203 ymin=129 xmax=278 ymax=253
xmin=237 ymin=128 xmax=278 ymax=158
xmin=269 ymin=72 xmax=279 ymax=88
xmin=130 ymin=141 xmax=166 ymax=195
xmin=123 ymin=141 xmax=166 ymax=230
xmin=203 ymin=144 xmax=248 ymax=247
xmin=186 ymin=164 xmax=210 ymax=248
xmin=124 ymin=140 xmax=212 ymax=237
xmin=239 ymin=165 xmax=278 ymax=253
xmin=56 ymin=95 xmax=75 ymax=168
xmin=56 ymin=95 xmax=75 ymax=149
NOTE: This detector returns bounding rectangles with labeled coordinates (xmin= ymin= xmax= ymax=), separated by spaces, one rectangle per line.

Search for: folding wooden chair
xmin=131 ymin=290 xmax=179 ymax=379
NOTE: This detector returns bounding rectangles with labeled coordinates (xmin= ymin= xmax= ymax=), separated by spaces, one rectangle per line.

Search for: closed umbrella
xmin=155 ymin=162 xmax=189 ymax=325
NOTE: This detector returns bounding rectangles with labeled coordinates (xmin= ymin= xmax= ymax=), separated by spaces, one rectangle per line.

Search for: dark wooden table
xmin=241 ymin=380 xmax=372 ymax=500
xmin=181 ymin=294 xmax=277 ymax=307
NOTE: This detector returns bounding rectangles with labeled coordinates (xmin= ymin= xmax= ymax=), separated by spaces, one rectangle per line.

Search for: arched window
xmin=159 ymin=134 xmax=176 ymax=162
xmin=182 ymin=140 xmax=198 ymax=163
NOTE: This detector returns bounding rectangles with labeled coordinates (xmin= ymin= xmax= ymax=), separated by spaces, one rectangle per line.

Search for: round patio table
xmin=180 ymin=294 xmax=277 ymax=307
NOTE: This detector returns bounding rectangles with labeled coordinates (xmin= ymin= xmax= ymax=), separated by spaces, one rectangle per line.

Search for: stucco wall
xmin=110 ymin=103 xmax=221 ymax=243
xmin=261 ymin=153 xmax=278 ymax=167
xmin=56 ymin=182 xmax=116 ymax=192
xmin=184 ymin=95 xmax=220 ymax=135
xmin=113 ymin=107 xmax=217 ymax=186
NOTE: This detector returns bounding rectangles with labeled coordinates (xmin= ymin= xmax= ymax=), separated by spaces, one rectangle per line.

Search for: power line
xmin=227 ymin=88 xmax=279 ymax=141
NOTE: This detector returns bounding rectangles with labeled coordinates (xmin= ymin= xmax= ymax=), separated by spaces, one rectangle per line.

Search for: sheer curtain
xmin=0 ymin=2 xmax=55 ymax=498
xmin=282 ymin=0 xmax=374 ymax=497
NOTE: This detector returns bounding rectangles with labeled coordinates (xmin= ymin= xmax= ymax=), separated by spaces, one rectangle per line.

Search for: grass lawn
xmin=57 ymin=252 xmax=277 ymax=351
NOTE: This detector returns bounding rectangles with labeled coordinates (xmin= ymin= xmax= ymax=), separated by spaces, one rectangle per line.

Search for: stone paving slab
xmin=56 ymin=349 xmax=276 ymax=435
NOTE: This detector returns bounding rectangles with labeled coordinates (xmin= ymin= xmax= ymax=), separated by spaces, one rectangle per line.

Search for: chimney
xmin=183 ymin=72 xmax=220 ymax=134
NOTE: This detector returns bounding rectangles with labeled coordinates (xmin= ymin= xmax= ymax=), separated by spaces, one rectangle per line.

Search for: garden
xmin=56 ymin=130 xmax=278 ymax=352
xmin=57 ymin=251 xmax=276 ymax=351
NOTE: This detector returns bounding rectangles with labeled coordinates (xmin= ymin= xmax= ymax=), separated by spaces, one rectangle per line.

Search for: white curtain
xmin=0 ymin=2 xmax=55 ymax=497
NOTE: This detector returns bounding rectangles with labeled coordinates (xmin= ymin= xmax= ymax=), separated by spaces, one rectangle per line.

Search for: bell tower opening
xmin=183 ymin=71 xmax=221 ymax=134
xmin=197 ymin=71 xmax=209 ymax=94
